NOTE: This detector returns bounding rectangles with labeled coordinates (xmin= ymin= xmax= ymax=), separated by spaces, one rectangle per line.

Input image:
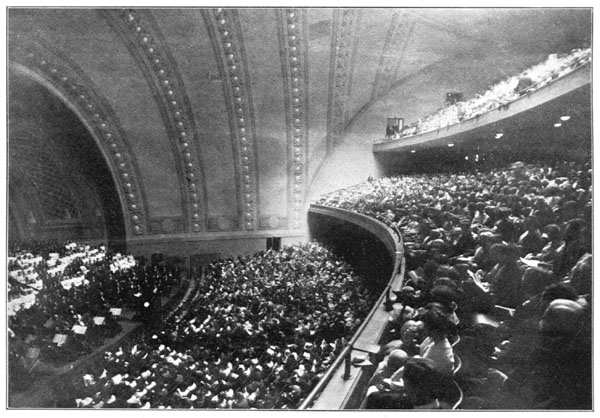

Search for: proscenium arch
xmin=8 ymin=59 xmax=146 ymax=246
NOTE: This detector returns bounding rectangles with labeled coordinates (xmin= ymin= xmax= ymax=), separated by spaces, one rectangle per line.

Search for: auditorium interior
xmin=5 ymin=7 xmax=594 ymax=410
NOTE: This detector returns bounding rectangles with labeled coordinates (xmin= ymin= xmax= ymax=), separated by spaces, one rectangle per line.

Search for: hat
xmin=539 ymin=299 xmax=584 ymax=335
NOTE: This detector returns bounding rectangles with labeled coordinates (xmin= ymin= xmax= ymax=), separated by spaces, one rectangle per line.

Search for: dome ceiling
xmin=8 ymin=8 xmax=592 ymax=243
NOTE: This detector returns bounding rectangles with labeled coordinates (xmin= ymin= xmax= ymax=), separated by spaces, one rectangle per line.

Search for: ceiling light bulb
xmin=411 ymin=150 xmax=416 ymax=153
xmin=554 ymin=123 xmax=562 ymax=128
xmin=447 ymin=143 xmax=455 ymax=147
xmin=495 ymin=133 xmax=504 ymax=139
xmin=560 ymin=115 xmax=571 ymax=121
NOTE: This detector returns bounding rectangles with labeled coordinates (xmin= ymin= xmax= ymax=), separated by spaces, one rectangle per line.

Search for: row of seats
xmin=361 ymin=305 xmax=464 ymax=409
xmin=384 ymin=48 xmax=591 ymax=140
xmin=318 ymin=160 xmax=591 ymax=409
xmin=68 ymin=242 xmax=382 ymax=408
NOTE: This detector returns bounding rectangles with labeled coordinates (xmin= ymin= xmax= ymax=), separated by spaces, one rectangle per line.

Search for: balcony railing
xmin=300 ymin=204 xmax=406 ymax=409
xmin=374 ymin=61 xmax=591 ymax=153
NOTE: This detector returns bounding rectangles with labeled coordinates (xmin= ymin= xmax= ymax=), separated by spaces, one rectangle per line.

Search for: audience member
xmin=379 ymin=48 xmax=591 ymax=142
xmin=318 ymin=159 xmax=591 ymax=410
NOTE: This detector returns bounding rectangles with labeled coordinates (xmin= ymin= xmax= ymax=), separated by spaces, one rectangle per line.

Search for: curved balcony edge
xmin=373 ymin=63 xmax=591 ymax=153
xmin=308 ymin=204 xmax=400 ymax=260
xmin=301 ymin=204 xmax=405 ymax=410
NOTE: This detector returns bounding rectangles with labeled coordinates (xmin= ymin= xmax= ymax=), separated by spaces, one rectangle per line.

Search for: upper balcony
xmin=373 ymin=63 xmax=591 ymax=157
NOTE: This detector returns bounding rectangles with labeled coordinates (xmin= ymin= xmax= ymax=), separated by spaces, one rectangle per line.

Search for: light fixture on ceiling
xmin=554 ymin=122 xmax=562 ymax=128
xmin=411 ymin=150 xmax=416 ymax=153
xmin=447 ymin=143 xmax=455 ymax=147
xmin=464 ymin=155 xmax=469 ymax=160
xmin=560 ymin=115 xmax=571 ymax=121
xmin=495 ymin=133 xmax=504 ymax=139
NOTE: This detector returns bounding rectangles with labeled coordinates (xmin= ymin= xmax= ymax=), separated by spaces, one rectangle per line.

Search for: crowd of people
xmin=70 ymin=243 xmax=380 ymax=409
xmin=8 ymin=241 xmax=181 ymax=392
xmin=318 ymin=160 xmax=592 ymax=409
xmin=383 ymin=48 xmax=591 ymax=140
xmin=8 ymin=157 xmax=592 ymax=409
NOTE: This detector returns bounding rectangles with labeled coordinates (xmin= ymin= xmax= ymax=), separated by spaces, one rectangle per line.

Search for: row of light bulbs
xmin=554 ymin=115 xmax=571 ymax=128
xmin=492 ymin=114 xmax=571 ymax=140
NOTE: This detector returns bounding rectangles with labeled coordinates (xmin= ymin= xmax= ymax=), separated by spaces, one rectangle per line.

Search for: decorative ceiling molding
xmin=9 ymin=38 xmax=149 ymax=237
xmin=277 ymin=8 xmax=309 ymax=229
xmin=326 ymin=9 xmax=360 ymax=153
xmin=370 ymin=11 xmax=415 ymax=103
xmin=101 ymin=9 xmax=208 ymax=234
xmin=203 ymin=8 xmax=260 ymax=231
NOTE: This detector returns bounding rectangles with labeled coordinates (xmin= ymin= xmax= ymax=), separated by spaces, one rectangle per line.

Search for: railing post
xmin=299 ymin=205 xmax=406 ymax=409
xmin=383 ymin=284 xmax=394 ymax=311
xmin=342 ymin=345 xmax=352 ymax=380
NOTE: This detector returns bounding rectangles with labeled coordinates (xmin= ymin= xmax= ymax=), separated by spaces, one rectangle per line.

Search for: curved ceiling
xmin=9 ymin=71 xmax=126 ymax=242
xmin=8 ymin=8 xmax=592 ymax=242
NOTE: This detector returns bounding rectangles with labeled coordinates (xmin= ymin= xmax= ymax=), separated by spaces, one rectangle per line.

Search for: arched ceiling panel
xmin=9 ymin=9 xmax=184 ymax=227
xmin=240 ymin=9 xmax=289 ymax=229
xmin=203 ymin=8 xmax=260 ymax=231
xmin=9 ymin=44 xmax=146 ymax=238
xmin=8 ymin=67 xmax=126 ymax=240
xmin=326 ymin=9 xmax=362 ymax=151
xmin=102 ymin=9 xmax=209 ymax=234
xmin=346 ymin=10 xmax=395 ymax=121
xmin=150 ymin=8 xmax=241 ymax=232
xmin=306 ymin=8 xmax=334 ymax=176
xmin=276 ymin=9 xmax=311 ymax=229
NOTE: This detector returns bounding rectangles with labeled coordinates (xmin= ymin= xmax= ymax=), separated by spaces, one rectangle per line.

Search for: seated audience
xmin=418 ymin=304 xmax=455 ymax=375
xmin=364 ymin=349 xmax=409 ymax=408
xmin=486 ymin=243 xmax=525 ymax=309
xmin=380 ymin=48 xmax=590 ymax=142
xmin=68 ymin=242 xmax=380 ymax=409
xmin=318 ymin=159 xmax=591 ymax=410
xmin=403 ymin=357 xmax=454 ymax=409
